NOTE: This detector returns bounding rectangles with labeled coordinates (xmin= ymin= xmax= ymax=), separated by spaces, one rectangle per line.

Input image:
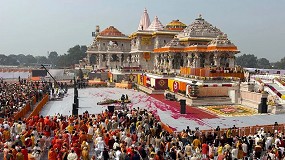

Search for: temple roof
xmin=99 ymin=26 xmax=126 ymax=37
xmin=147 ymin=16 xmax=164 ymax=31
xmin=177 ymin=14 xmax=223 ymax=39
xmin=165 ymin=20 xmax=187 ymax=31
xmin=137 ymin=8 xmax=150 ymax=31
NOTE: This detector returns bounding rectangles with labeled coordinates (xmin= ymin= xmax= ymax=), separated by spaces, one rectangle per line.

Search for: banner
xmin=173 ymin=81 xmax=180 ymax=93
xmin=155 ymin=79 xmax=168 ymax=90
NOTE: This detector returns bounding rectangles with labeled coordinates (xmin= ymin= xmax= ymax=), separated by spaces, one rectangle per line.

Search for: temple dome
xmin=165 ymin=19 xmax=187 ymax=31
xmin=147 ymin=16 xmax=164 ymax=31
xmin=178 ymin=14 xmax=223 ymax=38
xmin=99 ymin=26 xmax=126 ymax=37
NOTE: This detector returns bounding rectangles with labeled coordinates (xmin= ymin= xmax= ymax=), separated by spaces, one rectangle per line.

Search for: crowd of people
xmin=0 ymin=78 xmax=50 ymax=118
xmin=1 ymin=80 xmax=285 ymax=160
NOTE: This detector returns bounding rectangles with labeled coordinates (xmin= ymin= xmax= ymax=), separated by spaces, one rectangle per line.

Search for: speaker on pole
xmin=72 ymin=103 xmax=78 ymax=115
xmin=180 ymin=99 xmax=186 ymax=114
xmin=258 ymin=97 xmax=268 ymax=113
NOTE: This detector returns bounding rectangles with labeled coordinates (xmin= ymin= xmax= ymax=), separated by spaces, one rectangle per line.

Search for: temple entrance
xmin=89 ymin=54 xmax=97 ymax=65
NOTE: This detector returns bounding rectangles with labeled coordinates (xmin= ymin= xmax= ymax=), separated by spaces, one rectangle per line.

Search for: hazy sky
xmin=0 ymin=0 xmax=284 ymax=62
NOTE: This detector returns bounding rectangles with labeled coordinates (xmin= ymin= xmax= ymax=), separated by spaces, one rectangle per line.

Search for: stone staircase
xmin=270 ymin=104 xmax=285 ymax=114
xmin=192 ymin=96 xmax=233 ymax=106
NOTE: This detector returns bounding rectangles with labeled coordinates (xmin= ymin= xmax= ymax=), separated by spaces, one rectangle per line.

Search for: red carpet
xmin=150 ymin=94 xmax=218 ymax=119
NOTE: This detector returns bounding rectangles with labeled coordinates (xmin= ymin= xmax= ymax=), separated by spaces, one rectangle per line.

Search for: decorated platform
xmin=200 ymin=105 xmax=257 ymax=117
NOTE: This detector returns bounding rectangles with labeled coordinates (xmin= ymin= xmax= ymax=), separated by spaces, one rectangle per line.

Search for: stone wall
xmin=199 ymin=87 xmax=229 ymax=97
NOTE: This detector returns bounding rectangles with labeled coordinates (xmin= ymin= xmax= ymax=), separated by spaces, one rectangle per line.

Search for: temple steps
xmin=192 ymin=96 xmax=234 ymax=106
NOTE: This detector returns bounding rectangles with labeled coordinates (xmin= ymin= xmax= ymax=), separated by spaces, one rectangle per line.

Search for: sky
xmin=0 ymin=0 xmax=284 ymax=62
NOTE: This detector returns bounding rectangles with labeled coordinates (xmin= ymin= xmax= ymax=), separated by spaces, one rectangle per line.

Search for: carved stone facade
xmin=85 ymin=10 xmax=239 ymax=73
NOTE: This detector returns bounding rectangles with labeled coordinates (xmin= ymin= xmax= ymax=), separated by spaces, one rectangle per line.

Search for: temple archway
xmin=89 ymin=54 xmax=97 ymax=65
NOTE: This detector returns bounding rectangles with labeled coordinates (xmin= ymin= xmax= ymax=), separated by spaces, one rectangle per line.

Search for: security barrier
xmin=28 ymin=95 xmax=49 ymax=119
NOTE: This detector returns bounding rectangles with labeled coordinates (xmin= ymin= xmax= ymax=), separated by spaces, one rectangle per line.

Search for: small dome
xmin=99 ymin=26 xmax=126 ymax=37
xmin=165 ymin=20 xmax=187 ymax=31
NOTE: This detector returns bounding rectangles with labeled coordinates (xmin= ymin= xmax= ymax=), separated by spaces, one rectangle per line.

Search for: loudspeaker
xmin=258 ymin=98 xmax=268 ymax=113
xmin=72 ymin=103 xmax=78 ymax=115
xmin=180 ymin=99 xmax=186 ymax=114
xmin=108 ymin=106 xmax=115 ymax=113
xmin=74 ymin=97 xmax=79 ymax=107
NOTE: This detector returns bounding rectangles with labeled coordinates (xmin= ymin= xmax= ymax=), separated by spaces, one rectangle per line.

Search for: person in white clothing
xmin=67 ymin=149 xmax=78 ymax=160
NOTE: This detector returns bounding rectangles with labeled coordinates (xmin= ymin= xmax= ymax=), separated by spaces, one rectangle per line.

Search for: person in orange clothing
xmin=79 ymin=132 xmax=88 ymax=145
xmin=3 ymin=128 xmax=10 ymax=141
xmin=48 ymin=146 xmax=57 ymax=160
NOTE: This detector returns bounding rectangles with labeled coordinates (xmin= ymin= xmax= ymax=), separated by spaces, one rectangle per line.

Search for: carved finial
xmin=199 ymin=14 xmax=202 ymax=19
xmin=144 ymin=8 xmax=147 ymax=12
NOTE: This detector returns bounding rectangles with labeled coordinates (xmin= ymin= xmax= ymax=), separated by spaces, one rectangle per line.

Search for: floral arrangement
xmin=202 ymin=105 xmax=257 ymax=117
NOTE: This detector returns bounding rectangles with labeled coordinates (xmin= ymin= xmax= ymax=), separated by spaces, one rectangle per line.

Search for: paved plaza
xmin=41 ymin=87 xmax=285 ymax=131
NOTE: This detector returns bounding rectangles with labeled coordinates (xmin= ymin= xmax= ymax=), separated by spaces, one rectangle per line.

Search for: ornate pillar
xmin=154 ymin=54 xmax=160 ymax=71
xmin=117 ymin=54 xmax=122 ymax=67
xmin=187 ymin=54 xmax=193 ymax=67
xmin=160 ymin=54 xmax=164 ymax=68
xmin=136 ymin=53 xmax=140 ymax=66
xmin=168 ymin=54 xmax=174 ymax=69
xmin=86 ymin=53 xmax=91 ymax=65
xmin=107 ymin=53 xmax=111 ymax=67
xmin=193 ymin=53 xmax=200 ymax=68
xmin=183 ymin=54 xmax=187 ymax=67
xmin=98 ymin=53 xmax=102 ymax=68
xmin=213 ymin=52 xmax=221 ymax=67
xmin=228 ymin=53 xmax=235 ymax=68
xmin=163 ymin=54 xmax=167 ymax=69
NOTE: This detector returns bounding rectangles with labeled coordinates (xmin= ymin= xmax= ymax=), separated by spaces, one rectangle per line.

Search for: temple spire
xmin=147 ymin=16 xmax=164 ymax=31
xmin=137 ymin=8 xmax=150 ymax=30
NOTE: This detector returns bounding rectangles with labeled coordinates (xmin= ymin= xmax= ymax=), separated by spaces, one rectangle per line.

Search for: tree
xmin=35 ymin=56 xmax=49 ymax=64
xmin=0 ymin=54 xmax=19 ymax=65
xmin=56 ymin=45 xmax=87 ymax=67
xmin=273 ymin=57 xmax=285 ymax=69
xmin=236 ymin=54 xmax=258 ymax=68
xmin=257 ymin=58 xmax=271 ymax=69
xmin=48 ymin=51 xmax=58 ymax=65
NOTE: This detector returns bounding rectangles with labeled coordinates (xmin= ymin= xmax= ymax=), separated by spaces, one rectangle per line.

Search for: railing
xmin=163 ymin=123 xmax=285 ymax=137
xmin=28 ymin=95 xmax=49 ymax=119
xmin=13 ymin=96 xmax=36 ymax=120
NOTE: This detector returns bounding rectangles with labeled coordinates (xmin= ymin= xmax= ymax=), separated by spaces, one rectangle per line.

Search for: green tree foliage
xmin=0 ymin=54 xmax=19 ymax=65
xmin=48 ymin=51 xmax=58 ymax=65
xmin=273 ymin=57 xmax=285 ymax=69
xmin=56 ymin=45 xmax=87 ymax=67
xmin=35 ymin=56 xmax=49 ymax=64
xmin=257 ymin=58 xmax=272 ymax=69
xmin=236 ymin=54 xmax=258 ymax=68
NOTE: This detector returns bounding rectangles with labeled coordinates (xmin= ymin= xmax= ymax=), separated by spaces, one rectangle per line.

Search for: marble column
xmin=107 ymin=53 xmax=111 ymax=67
xmin=154 ymin=54 xmax=160 ymax=71
xmin=193 ymin=53 xmax=200 ymax=68
xmin=228 ymin=53 xmax=235 ymax=68
xmin=117 ymin=54 xmax=122 ymax=67
xmin=98 ymin=53 xmax=102 ymax=68
xmin=213 ymin=53 xmax=221 ymax=67
xmin=163 ymin=54 xmax=167 ymax=69
xmin=86 ymin=53 xmax=91 ymax=65
xmin=160 ymin=54 xmax=164 ymax=69
xmin=136 ymin=53 xmax=140 ymax=66
xmin=183 ymin=54 xmax=187 ymax=67
xmin=187 ymin=54 xmax=193 ymax=67
xmin=168 ymin=55 xmax=174 ymax=69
